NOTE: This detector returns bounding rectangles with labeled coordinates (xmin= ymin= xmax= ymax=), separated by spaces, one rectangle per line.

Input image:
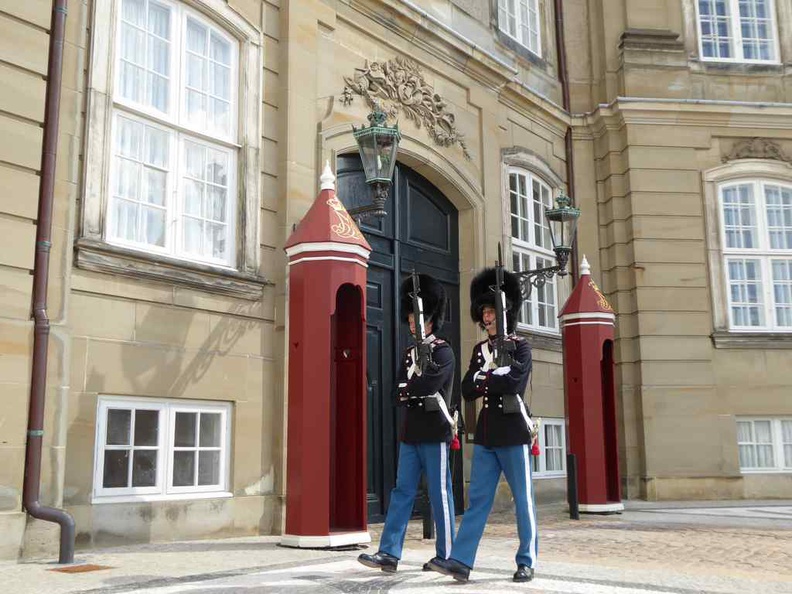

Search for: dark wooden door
xmin=337 ymin=155 xmax=462 ymax=522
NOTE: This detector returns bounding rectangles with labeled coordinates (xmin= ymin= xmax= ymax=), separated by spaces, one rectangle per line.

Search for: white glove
xmin=492 ymin=366 xmax=511 ymax=376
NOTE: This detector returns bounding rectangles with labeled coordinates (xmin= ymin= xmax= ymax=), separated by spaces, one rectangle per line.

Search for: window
xmin=498 ymin=0 xmax=541 ymax=56
xmin=531 ymin=418 xmax=566 ymax=476
xmin=509 ymin=169 xmax=558 ymax=333
xmin=737 ymin=418 xmax=792 ymax=472
xmin=108 ymin=0 xmax=237 ymax=266
xmin=80 ymin=0 xmax=263 ymax=295
xmin=696 ymin=0 xmax=778 ymax=63
xmin=719 ymin=180 xmax=792 ymax=331
xmin=94 ymin=397 xmax=231 ymax=501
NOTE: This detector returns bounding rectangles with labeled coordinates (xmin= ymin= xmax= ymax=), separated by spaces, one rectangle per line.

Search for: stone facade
xmin=0 ymin=0 xmax=789 ymax=560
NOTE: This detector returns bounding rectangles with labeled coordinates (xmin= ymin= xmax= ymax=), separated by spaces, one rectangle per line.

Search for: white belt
xmin=517 ymin=397 xmax=535 ymax=433
xmin=431 ymin=392 xmax=455 ymax=427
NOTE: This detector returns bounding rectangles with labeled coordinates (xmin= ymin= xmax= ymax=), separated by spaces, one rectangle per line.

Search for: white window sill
xmin=739 ymin=469 xmax=792 ymax=474
xmin=711 ymin=331 xmax=792 ymax=349
xmin=699 ymin=58 xmax=781 ymax=66
xmin=533 ymin=472 xmax=566 ymax=479
xmin=75 ymin=238 xmax=270 ymax=300
xmin=516 ymin=327 xmax=562 ymax=352
xmin=91 ymin=491 xmax=234 ymax=504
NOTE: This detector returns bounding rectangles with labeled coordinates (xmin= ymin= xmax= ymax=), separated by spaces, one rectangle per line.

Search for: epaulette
xmin=431 ymin=337 xmax=446 ymax=345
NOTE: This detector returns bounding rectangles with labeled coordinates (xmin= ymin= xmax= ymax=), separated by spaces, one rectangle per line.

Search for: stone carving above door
xmin=722 ymin=138 xmax=792 ymax=164
xmin=341 ymin=56 xmax=471 ymax=160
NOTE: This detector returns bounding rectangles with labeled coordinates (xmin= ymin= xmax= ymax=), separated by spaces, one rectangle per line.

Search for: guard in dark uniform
xmin=429 ymin=267 xmax=537 ymax=583
xmin=358 ymin=274 xmax=457 ymax=573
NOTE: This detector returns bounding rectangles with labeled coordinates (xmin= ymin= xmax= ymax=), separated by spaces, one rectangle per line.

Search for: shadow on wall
xmin=85 ymin=303 xmax=263 ymax=398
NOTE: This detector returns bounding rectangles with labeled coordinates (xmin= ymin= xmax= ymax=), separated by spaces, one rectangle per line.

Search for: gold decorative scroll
xmin=327 ymin=196 xmax=364 ymax=241
xmin=588 ymin=279 xmax=614 ymax=312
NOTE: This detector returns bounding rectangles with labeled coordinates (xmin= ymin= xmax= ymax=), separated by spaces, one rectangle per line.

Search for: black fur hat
xmin=400 ymin=274 xmax=448 ymax=331
xmin=469 ymin=267 xmax=522 ymax=333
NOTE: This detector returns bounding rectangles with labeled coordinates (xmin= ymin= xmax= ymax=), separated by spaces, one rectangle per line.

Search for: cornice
xmin=339 ymin=0 xmax=571 ymax=129
xmin=339 ymin=0 xmax=515 ymax=91
xmin=583 ymin=97 xmax=792 ymax=131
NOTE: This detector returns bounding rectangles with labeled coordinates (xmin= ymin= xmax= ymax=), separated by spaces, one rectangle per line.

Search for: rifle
xmin=410 ymin=270 xmax=433 ymax=374
xmin=492 ymin=244 xmax=516 ymax=367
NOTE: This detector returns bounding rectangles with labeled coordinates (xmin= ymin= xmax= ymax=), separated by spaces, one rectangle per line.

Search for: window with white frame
xmin=719 ymin=180 xmax=792 ymax=331
xmin=94 ymin=397 xmax=231 ymax=501
xmin=509 ymin=169 xmax=558 ymax=332
xmin=107 ymin=0 xmax=239 ymax=266
xmin=737 ymin=417 xmax=792 ymax=472
xmin=497 ymin=0 xmax=541 ymax=56
xmin=696 ymin=0 xmax=778 ymax=63
xmin=531 ymin=418 xmax=566 ymax=476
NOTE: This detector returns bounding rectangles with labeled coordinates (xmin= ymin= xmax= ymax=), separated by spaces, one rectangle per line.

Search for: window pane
xmin=103 ymin=450 xmax=130 ymax=488
xmin=200 ymin=413 xmax=222 ymax=447
xmin=107 ymin=409 xmax=131 ymax=445
xmin=173 ymin=451 xmax=196 ymax=486
xmin=134 ymin=409 xmax=159 ymax=446
xmin=175 ymin=412 xmax=197 ymax=447
xmin=773 ymin=261 xmax=792 ymax=327
xmin=122 ymin=0 xmax=145 ymax=26
xmin=783 ymin=420 xmax=792 ymax=467
xmin=727 ymin=259 xmax=763 ymax=327
xmin=198 ymin=450 xmax=220 ymax=485
xmin=132 ymin=449 xmax=157 ymax=487
xmin=722 ymin=184 xmax=757 ymax=248
xmin=698 ymin=0 xmax=733 ymax=58
xmin=765 ymin=185 xmax=792 ymax=250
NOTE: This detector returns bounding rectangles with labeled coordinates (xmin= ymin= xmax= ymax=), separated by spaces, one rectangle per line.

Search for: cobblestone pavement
xmin=4 ymin=502 xmax=792 ymax=594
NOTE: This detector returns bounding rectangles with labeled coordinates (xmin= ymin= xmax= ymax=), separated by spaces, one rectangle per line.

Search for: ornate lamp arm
xmin=514 ymin=248 xmax=571 ymax=299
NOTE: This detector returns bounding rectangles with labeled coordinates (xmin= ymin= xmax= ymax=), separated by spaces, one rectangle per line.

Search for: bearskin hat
xmin=400 ymin=274 xmax=448 ymax=331
xmin=469 ymin=267 xmax=523 ymax=333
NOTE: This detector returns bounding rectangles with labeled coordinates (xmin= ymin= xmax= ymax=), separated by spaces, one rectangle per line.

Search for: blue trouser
xmin=450 ymin=444 xmax=538 ymax=569
xmin=378 ymin=442 xmax=455 ymax=560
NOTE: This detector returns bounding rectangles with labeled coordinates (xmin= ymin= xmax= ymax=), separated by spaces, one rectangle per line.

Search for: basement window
xmin=93 ymin=396 xmax=232 ymax=502
xmin=737 ymin=417 xmax=792 ymax=472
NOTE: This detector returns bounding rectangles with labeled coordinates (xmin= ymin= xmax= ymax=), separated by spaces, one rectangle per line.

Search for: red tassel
xmin=450 ymin=435 xmax=461 ymax=450
xmin=531 ymin=441 xmax=540 ymax=456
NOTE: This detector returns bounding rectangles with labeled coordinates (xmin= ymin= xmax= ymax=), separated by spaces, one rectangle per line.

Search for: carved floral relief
xmin=341 ymin=56 xmax=471 ymax=160
xmin=722 ymin=138 xmax=792 ymax=164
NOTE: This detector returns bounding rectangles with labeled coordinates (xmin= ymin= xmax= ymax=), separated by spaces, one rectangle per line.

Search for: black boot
xmin=513 ymin=565 xmax=534 ymax=582
xmin=357 ymin=551 xmax=398 ymax=573
xmin=427 ymin=557 xmax=470 ymax=582
xmin=423 ymin=556 xmax=442 ymax=571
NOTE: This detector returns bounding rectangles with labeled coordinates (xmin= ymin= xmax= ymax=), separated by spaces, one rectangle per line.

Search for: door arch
xmin=336 ymin=154 xmax=461 ymax=522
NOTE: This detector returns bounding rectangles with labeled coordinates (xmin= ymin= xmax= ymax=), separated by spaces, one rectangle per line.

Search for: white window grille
xmin=509 ymin=169 xmax=558 ymax=333
xmin=107 ymin=0 xmax=239 ymax=266
xmin=720 ymin=180 xmax=792 ymax=331
xmin=737 ymin=418 xmax=792 ymax=472
xmin=696 ymin=0 xmax=778 ymax=63
xmin=498 ymin=0 xmax=542 ymax=56
xmin=94 ymin=397 xmax=231 ymax=502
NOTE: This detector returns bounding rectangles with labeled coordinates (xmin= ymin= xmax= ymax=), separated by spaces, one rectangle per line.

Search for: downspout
xmin=23 ymin=0 xmax=75 ymax=565
xmin=553 ymin=0 xmax=580 ymax=281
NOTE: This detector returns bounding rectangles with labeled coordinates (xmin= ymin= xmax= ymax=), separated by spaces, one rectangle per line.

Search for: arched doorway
xmin=337 ymin=155 xmax=462 ymax=522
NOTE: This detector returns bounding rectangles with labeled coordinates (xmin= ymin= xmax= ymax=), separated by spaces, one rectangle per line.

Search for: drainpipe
xmin=23 ymin=0 xmax=75 ymax=565
xmin=553 ymin=0 xmax=580 ymax=281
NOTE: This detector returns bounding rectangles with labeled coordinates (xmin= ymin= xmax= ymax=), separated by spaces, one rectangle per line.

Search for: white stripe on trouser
xmin=522 ymin=444 xmax=538 ymax=567
xmin=439 ymin=445 xmax=452 ymax=558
